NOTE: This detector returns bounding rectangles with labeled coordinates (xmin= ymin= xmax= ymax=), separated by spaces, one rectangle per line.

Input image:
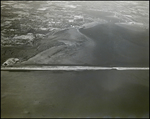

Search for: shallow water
xmin=1 ymin=70 xmax=149 ymax=118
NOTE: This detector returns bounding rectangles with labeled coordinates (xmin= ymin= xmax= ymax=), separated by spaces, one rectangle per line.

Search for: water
xmin=1 ymin=70 xmax=149 ymax=118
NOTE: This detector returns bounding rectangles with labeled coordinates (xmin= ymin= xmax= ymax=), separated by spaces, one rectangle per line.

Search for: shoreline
xmin=1 ymin=66 xmax=149 ymax=71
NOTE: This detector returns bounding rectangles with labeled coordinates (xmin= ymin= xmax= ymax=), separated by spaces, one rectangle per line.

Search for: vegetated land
xmin=1 ymin=1 xmax=149 ymax=66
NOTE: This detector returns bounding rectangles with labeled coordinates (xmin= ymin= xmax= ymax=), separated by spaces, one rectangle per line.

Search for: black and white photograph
xmin=1 ymin=1 xmax=149 ymax=118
